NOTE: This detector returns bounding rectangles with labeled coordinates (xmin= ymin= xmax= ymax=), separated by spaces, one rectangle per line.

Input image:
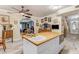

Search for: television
xmin=52 ymin=25 xmax=59 ymax=29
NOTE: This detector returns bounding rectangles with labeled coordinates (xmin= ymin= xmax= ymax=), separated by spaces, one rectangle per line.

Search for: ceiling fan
xmin=11 ymin=6 xmax=32 ymax=16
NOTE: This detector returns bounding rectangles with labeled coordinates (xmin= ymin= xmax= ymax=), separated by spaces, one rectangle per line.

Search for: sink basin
xmin=32 ymin=35 xmax=46 ymax=41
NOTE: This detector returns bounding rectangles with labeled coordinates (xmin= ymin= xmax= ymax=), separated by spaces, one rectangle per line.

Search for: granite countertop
xmin=22 ymin=32 xmax=63 ymax=46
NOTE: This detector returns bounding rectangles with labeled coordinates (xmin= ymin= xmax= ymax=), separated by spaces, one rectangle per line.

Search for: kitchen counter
xmin=22 ymin=32 xmax=63 ymax=46
xmin=22 ymin=32 xmax=64 ymax=54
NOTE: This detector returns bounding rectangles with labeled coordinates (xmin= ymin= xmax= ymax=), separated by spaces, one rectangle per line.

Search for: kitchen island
xmin=22 ymin=32 xmax=64 ymax=54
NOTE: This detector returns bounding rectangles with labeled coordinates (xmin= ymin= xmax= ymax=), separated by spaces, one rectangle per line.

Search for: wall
xmin=0 ymin=11 xmax=40 ymax=41
xmin=0 ymin=9 xmax=11 ymax=38
xmin=37 ymin=14 xmax=63 ymax=32
xmin=0 ymin=9 xmax=23 ymax=41
xmin=9 ymin=13 xmax=23 ymax=41
xmin=9 ymin=13 xmax=40 ymax=40
xmin=20 ymin=16 xmax=40 ymax=34
xmin=56 ymin=6 xmax=79 ymax=34
xmin=45 ymin=14 xmax=62 ymax=32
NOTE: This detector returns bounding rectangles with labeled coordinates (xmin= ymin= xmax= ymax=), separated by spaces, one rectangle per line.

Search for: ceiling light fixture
xmin=20 ymin=13 xmax=25 ymax=15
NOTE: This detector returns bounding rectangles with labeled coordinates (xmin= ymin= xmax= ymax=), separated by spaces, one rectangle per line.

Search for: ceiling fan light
xmin=20 ymin=13 xmax=25 ymax=15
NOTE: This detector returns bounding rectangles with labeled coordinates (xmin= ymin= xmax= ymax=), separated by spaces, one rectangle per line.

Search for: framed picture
xmin=48 ymin=17 xmax=51 ymax=22
xmin=0 ymin=15 xmax=10 ymax=24
xmin=44 ymin=17 xmax=47 ymax=21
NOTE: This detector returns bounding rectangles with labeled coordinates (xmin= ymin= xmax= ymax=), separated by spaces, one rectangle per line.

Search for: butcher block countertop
xmin=22 ymin=32 xmax=63 ymax=46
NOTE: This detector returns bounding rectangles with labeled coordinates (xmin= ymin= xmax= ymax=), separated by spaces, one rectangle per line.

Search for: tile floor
xmin=0 ymin=39 xmax=23 ymax=54
xmin=61 ymin=34 xmax=79 ymax=54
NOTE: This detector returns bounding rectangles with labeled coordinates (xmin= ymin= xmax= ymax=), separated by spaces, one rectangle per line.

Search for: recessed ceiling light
xmin=49 ymin=5 xmax=63 ymax=10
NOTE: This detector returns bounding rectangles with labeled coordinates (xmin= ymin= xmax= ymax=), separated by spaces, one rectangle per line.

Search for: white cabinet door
xmin=23 ymin=39 xmax=37 ymax=54
xmin=38 ymin=37 xmax=60 ymax=54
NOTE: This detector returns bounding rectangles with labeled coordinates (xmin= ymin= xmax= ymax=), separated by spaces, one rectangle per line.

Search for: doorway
xmin=67 ymin=15 xmax=79 ymax=34
xmin=20 ymin=20 xmax=34 ymax=33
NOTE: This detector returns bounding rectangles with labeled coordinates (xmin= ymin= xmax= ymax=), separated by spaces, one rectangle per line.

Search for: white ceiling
xmin=0 ymin=5 xmax=71 ymax=17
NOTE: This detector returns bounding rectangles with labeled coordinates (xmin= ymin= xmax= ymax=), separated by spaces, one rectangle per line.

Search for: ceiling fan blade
xmin=21 ymin=6 xmax=24 ymax=11
xmin=21 ymin=6 xmax=24 ymax=8
xmin=25 ymin=9 xmax=30 ymax=12
xmin=6 ymin=12 xmax=13 ymax=14
xmin=21 ymin=5 xmax=30 ymax=12
xmin=11 ymin=7 xmax=20 ymax=11
xmin=25 ymin=13 xmax=32 ymax=16
xmin=6 ymin=11 xmax=19 ymax=14
xmin=25 ymin=16 xmax=31 ymax=18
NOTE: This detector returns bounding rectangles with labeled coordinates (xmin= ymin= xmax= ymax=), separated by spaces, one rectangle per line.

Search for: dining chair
xmin=2 ymin=30 xmax=13 ymax=43
xmin=0 ymin=37 xmax=6 ymax=51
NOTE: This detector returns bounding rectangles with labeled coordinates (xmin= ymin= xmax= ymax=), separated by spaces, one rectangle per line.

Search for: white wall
xmin=9 ymin=13 xmax=23 ymax=41
xmin=0 ymin=10 xmax=23 ymax=41
xmin=0 ymin=9 xmax=10 ymax=38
